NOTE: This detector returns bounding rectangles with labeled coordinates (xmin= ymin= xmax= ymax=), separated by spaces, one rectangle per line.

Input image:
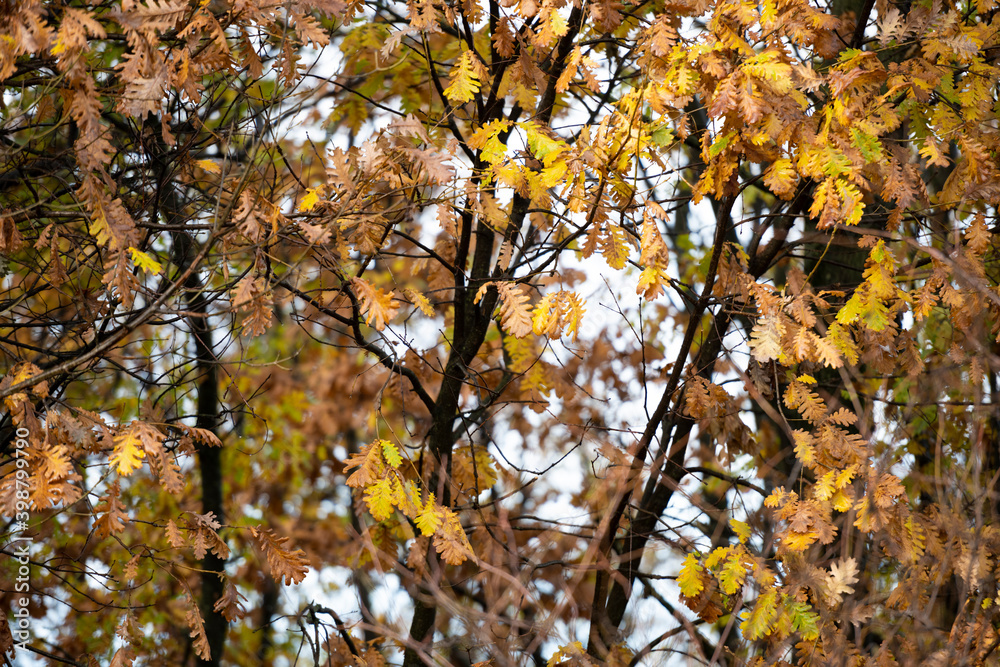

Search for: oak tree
xmin=2 ymin=0 xmax=1000 ymax=664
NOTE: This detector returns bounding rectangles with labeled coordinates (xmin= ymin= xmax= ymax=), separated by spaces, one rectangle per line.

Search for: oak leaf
xmin=364 ymin=477 xmax=396 ymax=521
xmin=110 ymin=426 xmax=146 ymax=476
xmin=166 ymin=519 xmax=185 ymax=548
xmin=344 ymin=440 xmax=386 ymax=488
xmin=823 ymin=557 xmax=859 ymax=605
xmin=477 ymin=282 xmax=533 ymax=338
xmin=0 ymin=216 xmax=24 ymax=254
xmin=185 ymin=599 xmax=211 ymax=661
xmin=415 ymin=495 xmax=444 ymax=536
xmin=109 ymin=648 xmax=136 ymax=667
xmin=251 ymin=526 xmax=310 ymax=585
xmin=433 ymin=509 xmax=473 ymax=565
xmin=749 ymin=315 xmax=785 ymax=363
xmin=94 ymin=482 xmax=128 ymax=539
xmin=128 ymin=247 xmax=162 ymax=275
xmin=444 ymin=50 xmax=485 ymax=104
xmin=213 ymin=575 xmax=248 ymax=621
xmin=741 ymin=588 xmax=779 ymax=640
xmin=677 ymin=552 xmax=705 ymax=597
xmin=350 ymin=277 xmax=400 ymax=331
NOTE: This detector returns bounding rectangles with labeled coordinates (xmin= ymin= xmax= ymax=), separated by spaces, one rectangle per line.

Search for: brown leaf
xmin=185 ymin=599 xmax=211 ymax=661
xmin=94 ymin=482 xmax=129 ymax=540
xmin=166 ymin=519 xmax=185 ymax=548
xmin=109 ymin=647 xmax=136 ymax=667
xmin=189 ymin=512 xmax=230 ymax=559
xmin=123 ymin=554 xmax=140 ymax=582
xmin=250 ymin=526 xmax=310 ymax=585
xmin=178 ymin=425 xmax=222 ymax=447
xmin=213 ymin=575 xmax=248 ymax=621
xmin=0 ymin=217 xmax=23 ymax=254
xmin=0 ymin=614 xmax=12 ymax=659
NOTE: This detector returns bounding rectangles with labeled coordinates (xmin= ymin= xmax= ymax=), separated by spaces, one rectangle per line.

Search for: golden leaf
xmin=110 ymin=427 xmax=146 ymax=476
xmin=350 ymin=277 xmax=400 ymax=331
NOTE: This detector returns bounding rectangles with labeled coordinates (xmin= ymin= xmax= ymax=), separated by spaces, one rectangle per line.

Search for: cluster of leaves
xmin=3 ymin=0 xmax=1000 ymax=663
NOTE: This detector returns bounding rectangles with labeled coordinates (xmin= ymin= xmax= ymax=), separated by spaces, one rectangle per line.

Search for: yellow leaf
xmin=364 ymin=477 xmax=395 ymax=521
xmin=531 ymin=290 xmax=586 ymax=340
xmin=741 ymin=588 xmax=778 ymax=639
xmin=549 ymin=10 xmax=568 ymax=38
xmin=814 ymin=470 xmax=836 ymax=500
xmin=523 ymin=122 xmax=567 ymax=166
xmin=469 ymin=120 xmax=511 ymax=149
xmin=194 ymin=159 xmax=221 ymax=174
xmin=718 ymin=548 xmax=749 ymax=594
xmin=704 ymin=545 xmax=728 ymax=570
xmin=91 ymin=210 xmax=112 ymax=247
xmin=637 ymin=266 xmax=669 ymax=300
xmin=835 ymin=465 xmax=858 ymax=488
xmin=547 ymin=642 xmax=585 ymax=667
xmin=730 ymin=518 xmax=751 ymax=544
xmin=380 ymin=439 xmax=402 ymax=468
xmin=2 ymin=362 xmax=48 ymax=410
xmin=415 ymin=495 xmax=443 ymax=536
xmin=783 ymin=530 xmax=818 ymax=551
xmin=111 ymin=428 xmax=146 ymax=476
xmin=765 ymin=487 xmax=786 ymax=508
xmin=298 ymin=186 xmax=323 ymax=212
xmin=404 ymin=288 xmax=435 ymax=316
xmin=831 ymin=489 xmax=853 ymax=512
xmin=444 ymin=50 xmax=483 ymax=104
xmin=743 ymin=50 xmax=793 ymax=93
xmin=477 ymin=281 xmax=534 ymax=338
xmin=350 ymin=277 xmax=400 ymax=331
xmin=836 ymin=179 xmax=864 ymax=226
xmin=129 ymin=247 xmax=163 ymax=275
xmin=677 ymin=552 xmax=705 ymax=597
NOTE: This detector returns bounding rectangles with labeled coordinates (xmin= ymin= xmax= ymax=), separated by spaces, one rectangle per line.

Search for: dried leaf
xmin=251 ymin=527 xmax=310 ymax=585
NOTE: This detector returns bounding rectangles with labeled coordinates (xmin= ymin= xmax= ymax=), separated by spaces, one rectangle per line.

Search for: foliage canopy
xmin=2 ymin=0 xmax=1000 ymax=664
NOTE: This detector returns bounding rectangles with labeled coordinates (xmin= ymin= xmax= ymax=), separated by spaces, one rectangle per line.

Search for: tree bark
xmin=152 ymin=115 xmax=228 ymax=665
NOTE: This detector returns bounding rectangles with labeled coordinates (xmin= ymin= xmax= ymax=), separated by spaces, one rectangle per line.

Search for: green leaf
xmin=708 ymin=131 xmax=735 ymax=157
xmin=380 ymin=439 xmax=402 ymax=468
xmin=850 ymin=127 xmax=883 ymax=162
xmin=524 ymin=122 xmax=567 ymax=166
xmin=787 ymin=599 xmax=821 ymax=640
xmin=741 ymin=588 xmax=779 ymax=640
xmin=651 ymin=126 xmax=674 ymax=147
xmin=837 ymin=48 xmax=864 ymax=63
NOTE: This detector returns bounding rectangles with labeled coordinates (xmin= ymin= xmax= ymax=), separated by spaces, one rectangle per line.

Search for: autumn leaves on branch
xmin=4 ymin=0 xmax=1000 ymax=663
